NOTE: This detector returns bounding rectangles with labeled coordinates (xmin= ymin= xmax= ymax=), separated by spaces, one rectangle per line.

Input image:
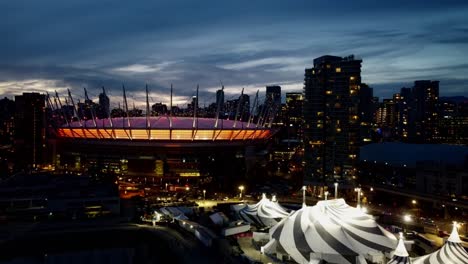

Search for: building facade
xmin=14 ymin=93 xmax=47 ymax=168
xmin=303 ymin=55 xmax=361 ymax=184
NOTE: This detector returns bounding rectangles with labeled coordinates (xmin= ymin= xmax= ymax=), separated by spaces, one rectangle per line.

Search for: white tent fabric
xmin=412 ymin=223 xmax=468 ymax=264
xmin=268 ymin=199 xmax=397 ymax=264
xmin=388 ymin=234 xmax=412 ymax=264
xmin=234 ymin=194 xmax=290 ymax=228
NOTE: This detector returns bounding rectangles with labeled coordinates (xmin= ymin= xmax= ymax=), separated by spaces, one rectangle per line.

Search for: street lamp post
xmin=302 ymin=186 xmax=307 ymax=208
xmin=324 ymin=191 xmax=329 ymax=201
xmin=203 ymin=189 xmax=206 ymax=204
xmin=238 ymin=185 xmax=244 ymax=199
xmin=334 ymin=182 xmax=338 ymax=199
xmin=403 ymin=214 xmax=412 ymax=234
xmin=355 ymin=187 xmax=362 ymax=208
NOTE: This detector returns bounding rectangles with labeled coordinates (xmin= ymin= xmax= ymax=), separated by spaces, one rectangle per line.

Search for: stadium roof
xmin=57 ymin=117 xmax=274 ymax=141
xmin=66 ymin=116 xmax=263 ymax=129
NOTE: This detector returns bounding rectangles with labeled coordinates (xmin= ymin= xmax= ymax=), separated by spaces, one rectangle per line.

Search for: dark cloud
xmin=1 ymin=0 xmax=467 ymax=102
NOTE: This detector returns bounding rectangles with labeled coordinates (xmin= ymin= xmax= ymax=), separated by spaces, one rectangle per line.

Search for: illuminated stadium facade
xmin=49 ymin=87 xmax=278 ymax=188
xmin=57 ymin=117 xmax=273 ymax=142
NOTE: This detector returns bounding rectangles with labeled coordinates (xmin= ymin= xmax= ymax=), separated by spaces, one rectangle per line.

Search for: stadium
xmin=57 ymin=117 xmax=273 ymax=142
xmin=50 ymin=87 xmax=278 ymax=190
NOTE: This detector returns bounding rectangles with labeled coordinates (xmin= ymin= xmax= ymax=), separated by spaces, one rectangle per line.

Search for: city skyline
xmin=2 ymin=1 xmax=468 ymax=107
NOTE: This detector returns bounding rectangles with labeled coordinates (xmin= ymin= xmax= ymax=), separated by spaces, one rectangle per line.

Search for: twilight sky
xmin=2 ymin=0 xmax=468 ymax=108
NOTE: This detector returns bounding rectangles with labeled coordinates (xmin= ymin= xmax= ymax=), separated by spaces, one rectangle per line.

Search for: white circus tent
xmin=412 ymin=222 xmax=468 ymax=264
xmin=388 ymin=233 xmax=412 ymax=264
xmin=263 ymin=198 xmax=397 ymax=264
xmin=232 ymin=194 xmax=290 ymax=228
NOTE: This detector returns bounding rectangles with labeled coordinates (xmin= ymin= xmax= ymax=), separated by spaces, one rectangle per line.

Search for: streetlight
xmin=203 ymin=189 xmax=206 ymax=204
xmin=324 ymin=191 xmax=329 ymax=201
xmin=302 ymin=186 xmax=307 ymax=208
xmin=403 ymin=214 xmax=412 ymax=233
xmin=238 ymin=185 xmax=244 ymax=199
xmin=355 ymin=187 xmax=362 ymax=208
xmin=334 ymin=182 xmax=338 ymax=199
xmin=165 ymin=183 xmax=168 ymax=191
xmin=260 ymin=246 xmax=265 ymax=263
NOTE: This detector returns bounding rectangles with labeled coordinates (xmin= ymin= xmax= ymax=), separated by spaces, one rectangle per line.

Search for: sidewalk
xmin=237 ymin=237 xmax=277 ymax=263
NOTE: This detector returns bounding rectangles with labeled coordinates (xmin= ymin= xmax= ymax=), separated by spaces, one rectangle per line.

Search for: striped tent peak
xmin=388 ymin=233 xmax=412 ymax=264
xmin=236 ymin=194 xmax=290 ymax=227
xmin=394 ymin=233 xmax=410 ymax=257
xmin=240 ymin=194 xmax=289 ymax=218
xmin=448 ymin=221 xmax=462 ymax=243
xmin=413 ymin=222 xmax=468 ymax=264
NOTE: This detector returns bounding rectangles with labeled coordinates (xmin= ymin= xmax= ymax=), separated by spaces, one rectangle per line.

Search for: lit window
xmin=335 ymin=67 xmax=341 ymax=73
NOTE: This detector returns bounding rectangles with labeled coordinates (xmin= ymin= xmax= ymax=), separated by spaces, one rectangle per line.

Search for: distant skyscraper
xmin=189 ymin=96 xmax=198 ymax=115
xmin=14 ymin=93 xmax=46 ymax=168
xmin=413 ymin=80 xmax=439 ymax=142
xmin=216 ymin=89 xmax=224 ymax=110
xmin=375 ymin=99 xmax=397 ymax=140
xmin=0 ymin=97 xmax=15 ymax=144
xmin=266 ymin=85 xmax=282 ymax=124
xmin=303 ymin=55 xmax=361 ymax=184
xmin=358 ymin=84 xmax=374 ymax=144
xmin=238 ymin=94 xmax=250 ymax=121
xmin=285 ymin=92 xmax=304 ymax=139
xmin=98 ymin=88 xmax=110 ymax=119
xmin=266 ymin=85 xmax=281 ymax=106
xmin=397 ymin=87 xmax=413 ymax=141
xmin=437 ymin=97 xmax=467 ymax=145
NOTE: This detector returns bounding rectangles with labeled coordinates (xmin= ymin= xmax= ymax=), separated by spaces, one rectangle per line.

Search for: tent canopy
xmin=412 ymin=222 xmax=468 ymax=264
xmin=269 ymin=198 xmax=397 ymax=264
xmin=387 ymin=233 xmax=412 ymax=264
xmin=233 ymin=194 xmax=290 ymax=228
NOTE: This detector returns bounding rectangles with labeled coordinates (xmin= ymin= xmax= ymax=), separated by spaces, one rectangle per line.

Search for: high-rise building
xmin=266 ymin=85 xmax=281 ymax=106
xmin=413 ymin=80 xmax=439 ymax=142
xmin=396 ymin=87 xmax=413 ymax=141
xmin=238 ymin=94 xmax=250 ymax=122
xmin=97 ymin=88 xmax=110 ymax=119
xmin=303 ymin=55 xmax=361 ymax=184
xmin=265 ymin=85 xmax=282 ymax=125
xmin=285 ymin=92 xmax=304 ymax=139
xmin=14 ymin=93 xmax=46 ymax=168
xmin=375 ymin=99 xmax=397 ymax=140
xmin=437 ymin=98 xmax=468 ymax=145
xmin=216 ymin=89 xmax=224 ymax=111
xmin=358 ymin=84 xmax=374 ymax=144
xmin=0 ymin=97 xmax=15 ymax=144
xmin=188 ymin=96 xmax=198 ymax=116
